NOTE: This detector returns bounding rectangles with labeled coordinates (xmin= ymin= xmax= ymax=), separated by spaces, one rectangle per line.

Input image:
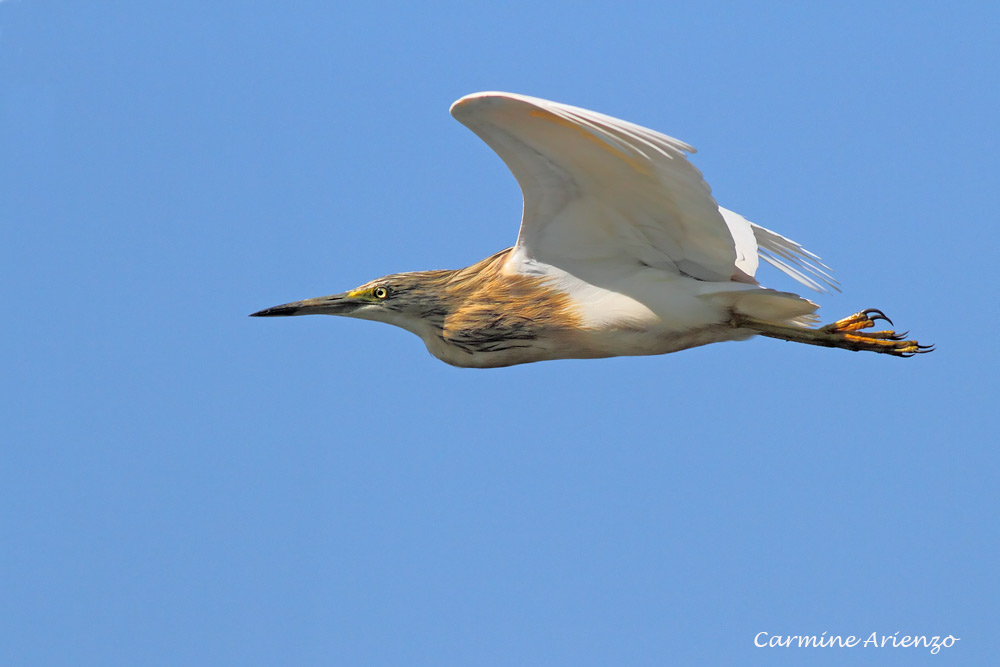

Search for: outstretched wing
xmin=450 ymin=92 xmax=749 ymax=283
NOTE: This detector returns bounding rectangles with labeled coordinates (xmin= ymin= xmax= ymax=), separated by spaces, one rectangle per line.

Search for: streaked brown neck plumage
xmin=366 ymin=249 xmax=585 ymax=367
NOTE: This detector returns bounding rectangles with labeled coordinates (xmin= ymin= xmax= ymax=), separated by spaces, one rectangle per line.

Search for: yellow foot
xmin=819 ymin=309 xmax=934 ymax=357
xmin=820 ymin=308 xmax=893 ymax=333
xmin=731 ymin=308 xmax=934 ymax=357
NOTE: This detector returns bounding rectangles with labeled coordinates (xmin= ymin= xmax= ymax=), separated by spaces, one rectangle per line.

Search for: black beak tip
xmin=250 ymin=306 xmax=298 ymax=317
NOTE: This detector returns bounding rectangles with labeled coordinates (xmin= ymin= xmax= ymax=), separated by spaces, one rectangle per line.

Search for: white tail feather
xmin=701 ymin=288 xmax=819 ymax=326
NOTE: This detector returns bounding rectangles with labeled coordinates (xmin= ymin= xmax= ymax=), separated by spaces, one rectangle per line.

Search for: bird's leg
xmin=730 ymin=308 xmax=933 ymax=357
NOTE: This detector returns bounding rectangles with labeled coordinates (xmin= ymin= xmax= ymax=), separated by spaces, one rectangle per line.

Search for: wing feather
xmin=450 ymin=92 xmax=835 ymax=294
xmin=450 ymin=92 xmax=740 ymax=282
xmin=750 ymin=224 xmax=839 ymax=293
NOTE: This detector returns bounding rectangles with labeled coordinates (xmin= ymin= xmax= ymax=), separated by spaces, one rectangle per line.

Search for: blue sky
xmin=2 ymin=2 xmax=997 ymax=665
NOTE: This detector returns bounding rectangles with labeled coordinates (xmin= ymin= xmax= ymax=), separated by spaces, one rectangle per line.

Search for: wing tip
xmin=450 ymin=91 xmax=522 ymax=118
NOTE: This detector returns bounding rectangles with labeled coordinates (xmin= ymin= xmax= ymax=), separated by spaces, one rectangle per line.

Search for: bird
xmin=251 ymin=91 xmax=931 ymax=368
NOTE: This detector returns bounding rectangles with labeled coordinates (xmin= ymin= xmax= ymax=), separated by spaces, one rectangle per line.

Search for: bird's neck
xmin=409 ymin=249 xmax=588 ymax=367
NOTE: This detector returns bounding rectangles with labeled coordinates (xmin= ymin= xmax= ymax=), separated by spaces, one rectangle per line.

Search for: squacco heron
xmin=252 ymin=92 xmax=931 ymax=368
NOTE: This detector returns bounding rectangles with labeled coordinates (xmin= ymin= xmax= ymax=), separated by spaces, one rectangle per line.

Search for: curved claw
xmin=861 ymin=308 xmax=893 ymax=326
xmin=899 ymin=342 xmax=935 ymax=357
xmin=858 ymin=330 xmax=908 ymax=340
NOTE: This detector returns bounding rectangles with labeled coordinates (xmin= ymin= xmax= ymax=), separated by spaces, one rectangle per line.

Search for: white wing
xmin=450 ymin=92 xmax=751 ymax=283
xmin=750 ymin=222 xmax=839 ymax=293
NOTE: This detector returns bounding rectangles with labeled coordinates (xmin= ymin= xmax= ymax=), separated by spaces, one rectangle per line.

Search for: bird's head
xmin=250 ymin=270 xmax=453 ymax=338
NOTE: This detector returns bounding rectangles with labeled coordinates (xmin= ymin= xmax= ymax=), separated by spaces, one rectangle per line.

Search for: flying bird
xmin=252 ymin=92 xmax=931 ymax=367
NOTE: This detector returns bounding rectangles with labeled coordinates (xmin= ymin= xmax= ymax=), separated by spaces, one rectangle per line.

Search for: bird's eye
xmin=373 ymin=286 xmax=389 ymax=299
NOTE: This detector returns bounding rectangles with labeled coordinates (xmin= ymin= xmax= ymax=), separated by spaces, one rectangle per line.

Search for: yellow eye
xmin=373 ymin=286 xmax=389 ymax=299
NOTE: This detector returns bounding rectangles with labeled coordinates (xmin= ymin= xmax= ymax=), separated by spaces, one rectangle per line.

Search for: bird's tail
xmin=700 ymin=287 xmax=820 ymax=326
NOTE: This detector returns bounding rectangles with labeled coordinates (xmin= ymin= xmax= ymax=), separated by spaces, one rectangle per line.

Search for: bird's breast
xmin=412 ymin=253 xmax=745 ymax=367
xmin=430 ymin=273 xmax=585 ymax=367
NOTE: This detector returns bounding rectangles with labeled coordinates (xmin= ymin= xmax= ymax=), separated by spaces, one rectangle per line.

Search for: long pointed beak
xmin=250 ymin=293 xmax=361 ymax=317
